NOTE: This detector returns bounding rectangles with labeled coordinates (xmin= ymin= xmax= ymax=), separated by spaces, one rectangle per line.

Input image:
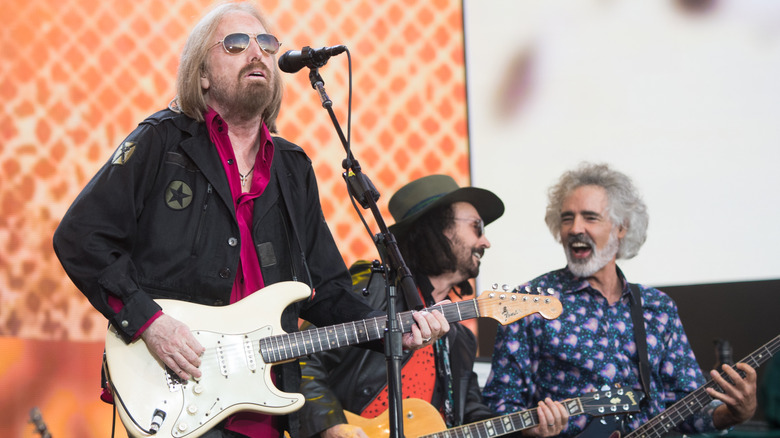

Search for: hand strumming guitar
xmin=141 ymin=314 xmax=205 ymax=381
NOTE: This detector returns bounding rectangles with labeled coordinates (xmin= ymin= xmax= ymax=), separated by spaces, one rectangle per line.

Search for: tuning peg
xmin=524 ymin=285 xmax=532 ymax=293
xmin=491 ymin=283 xmax=499 ymax=290
xmin=502 ymin=284 xmax=510 ymax=292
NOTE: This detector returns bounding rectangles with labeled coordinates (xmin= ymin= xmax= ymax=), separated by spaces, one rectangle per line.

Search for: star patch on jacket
xmin=165 ymin=181 xmax=193 ymax=210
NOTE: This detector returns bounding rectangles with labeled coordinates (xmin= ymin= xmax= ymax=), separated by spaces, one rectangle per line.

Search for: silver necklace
xmin=239 ymin=167 xmax=254 ymax=187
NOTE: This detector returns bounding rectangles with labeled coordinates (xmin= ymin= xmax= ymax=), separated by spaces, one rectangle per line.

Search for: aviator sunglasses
xmin=454 ymin=218 xmax=485 ymax=237
xmin=214 ymin=33 xmax=282 ymax=55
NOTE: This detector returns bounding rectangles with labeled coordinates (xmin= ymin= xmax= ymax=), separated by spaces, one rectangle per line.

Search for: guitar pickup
xmin=244 ymin=336 xmax=257 ymax=372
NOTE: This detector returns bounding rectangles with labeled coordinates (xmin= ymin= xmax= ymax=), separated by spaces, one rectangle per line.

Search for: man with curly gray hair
xmin=483 ymin=162 xmax=757 ymax=438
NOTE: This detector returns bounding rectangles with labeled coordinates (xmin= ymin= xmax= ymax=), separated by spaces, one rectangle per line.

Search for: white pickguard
xmin=105 ymin=281 xmax=311 ymax=438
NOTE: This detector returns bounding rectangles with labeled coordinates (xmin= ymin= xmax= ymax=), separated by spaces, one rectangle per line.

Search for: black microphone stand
xmin=304 ymin=65 xmax=422 ymax=438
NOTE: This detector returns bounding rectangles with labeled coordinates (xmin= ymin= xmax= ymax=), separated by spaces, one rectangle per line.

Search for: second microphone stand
xmin=306 ymin=65 xmax=422 ymax=438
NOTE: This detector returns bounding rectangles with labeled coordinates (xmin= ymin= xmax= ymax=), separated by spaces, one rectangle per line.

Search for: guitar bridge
xmin=164 ymin=367 xmax=185 ymax=392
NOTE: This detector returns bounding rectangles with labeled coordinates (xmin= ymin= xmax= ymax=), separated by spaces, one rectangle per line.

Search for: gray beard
xmin=206 ymin=62 xmax=274 ymax=123
xmin=210 ymin=82 xmax=271 ymax=122
xmin=566 ymin=229 xmax=619 ymax=278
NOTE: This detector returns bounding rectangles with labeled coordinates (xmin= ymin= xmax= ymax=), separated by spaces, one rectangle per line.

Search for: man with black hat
xmin=297 ymin=175 xmax=569 ymax=438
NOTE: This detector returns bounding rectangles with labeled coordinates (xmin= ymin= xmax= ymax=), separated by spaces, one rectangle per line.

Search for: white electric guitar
xmin=104 ymin=281 xmax=563 ymax=438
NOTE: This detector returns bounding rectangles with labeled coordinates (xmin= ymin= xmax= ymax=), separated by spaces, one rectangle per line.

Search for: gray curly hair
xmin=544 ymin=162 xmax=649 ymax=259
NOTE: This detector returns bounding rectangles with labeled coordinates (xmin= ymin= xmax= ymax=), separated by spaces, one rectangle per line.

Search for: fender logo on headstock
xmin=477 ymin=289 xmax=563 ymax=324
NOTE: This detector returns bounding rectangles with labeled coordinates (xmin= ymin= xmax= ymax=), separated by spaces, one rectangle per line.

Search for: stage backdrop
xmin=464 ymin=0 xmax=780 ymax=427
xmin=464 ymin=0 xmax=780 ymax=288
xmin=0 ymin=0 xmax=470 ymax=436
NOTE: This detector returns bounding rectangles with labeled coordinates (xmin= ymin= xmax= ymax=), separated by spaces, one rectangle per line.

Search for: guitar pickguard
xmin=168 ymin=326 xmax=301 ymax=437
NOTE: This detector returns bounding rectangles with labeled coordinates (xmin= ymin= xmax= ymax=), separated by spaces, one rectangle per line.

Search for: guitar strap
xmin=578 ymin=283 xmax=650 ymax=438
xmin=628 ymin=283 xmax=652 ymax=398
xmin=433 ymin=335 xmax=457 ymax=427
xmin=577 ymin=283 xmax=650 ymax=438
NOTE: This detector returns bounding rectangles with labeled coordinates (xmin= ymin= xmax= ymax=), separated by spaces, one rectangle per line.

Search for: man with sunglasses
xmin=53 ymin=3 xmax=448 ymax=438
xmin=297 ymin=175 xmax=565 ymax=438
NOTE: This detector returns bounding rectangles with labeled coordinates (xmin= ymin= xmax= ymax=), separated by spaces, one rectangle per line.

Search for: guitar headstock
xmin=578 ymin=384 xmax=645 ymax=417
xmin=476 ymin=285 xmax=563 ymax=325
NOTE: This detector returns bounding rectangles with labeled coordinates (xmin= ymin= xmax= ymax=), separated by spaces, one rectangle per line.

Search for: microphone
xmin=278 ymin=45 xmax=347 ymax=73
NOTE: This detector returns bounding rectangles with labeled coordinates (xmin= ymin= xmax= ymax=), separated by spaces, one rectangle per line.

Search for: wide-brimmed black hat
xmin=388 ymin=175 xmax=504 ymax=232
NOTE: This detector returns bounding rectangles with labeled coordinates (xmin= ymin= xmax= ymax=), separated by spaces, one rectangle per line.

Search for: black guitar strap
xmin=629 ymin=283 xmax=652 ymax=397
xmin=578 ymin=284 xmax=651 ymax=438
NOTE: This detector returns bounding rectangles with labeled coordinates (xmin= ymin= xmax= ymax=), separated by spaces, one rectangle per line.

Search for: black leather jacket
xmin=299 ymin=261 xmax=495 ymax=438
xmin=53 ymin=108 xmax=375 ymax=437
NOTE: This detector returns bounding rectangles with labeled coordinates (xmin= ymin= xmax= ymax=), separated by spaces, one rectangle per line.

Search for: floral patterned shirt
xmin=482 ymin=267 xmax=721 ymax=437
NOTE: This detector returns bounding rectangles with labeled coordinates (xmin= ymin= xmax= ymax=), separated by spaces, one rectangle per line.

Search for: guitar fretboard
xmin=422 ymin=399 xmax=585 ymax=438
xmin=624 ymin=334 xmax=780 ymax=438
xmin=259 ymin=300 xmax=480 ymax=363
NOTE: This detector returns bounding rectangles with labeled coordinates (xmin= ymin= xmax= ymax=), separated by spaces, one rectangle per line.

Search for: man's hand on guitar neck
xmin=523 ymin=398 xmax=569 ymax=438
xmin=708 ymin=362 xmax=758 ymax=430
xmin=321 ymin=423 xmax=369 ymax=438
xmin=141 ymin=314 xmax=206 ymax=381
xmin=401 ymin=302 xmax=451 ymax=351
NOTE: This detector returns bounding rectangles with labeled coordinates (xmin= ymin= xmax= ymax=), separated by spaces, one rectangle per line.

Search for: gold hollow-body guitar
xmin=345 ymin=385 xmax=644 ymax=438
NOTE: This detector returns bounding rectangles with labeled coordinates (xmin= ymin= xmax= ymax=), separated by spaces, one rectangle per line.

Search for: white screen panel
xmin=464 ymin=0 xmax=780 ymax=288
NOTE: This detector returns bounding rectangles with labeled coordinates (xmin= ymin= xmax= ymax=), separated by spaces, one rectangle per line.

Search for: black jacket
xmin=53 ymin=108 xmax=375 ymax=437
xmin=299 ymin=261 xmax=495 ymax=438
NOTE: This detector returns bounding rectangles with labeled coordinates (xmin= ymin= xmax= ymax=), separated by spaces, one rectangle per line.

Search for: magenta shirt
xmin=205 ymin=108 xmax=273 ymax=301
xmin=205 ymin=108 xmax=278 ymax=437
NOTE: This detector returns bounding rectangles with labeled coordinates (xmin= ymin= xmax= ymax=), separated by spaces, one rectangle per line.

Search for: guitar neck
xmin=259 ymin=300 xmax=480 ymax=364
xmin=421 ymin=397 xmax=586 ymax=438
xmin=624 ymin=334 xmax=780 ymax=438
xmin=259 ymin=291 xmax=561 ymax=364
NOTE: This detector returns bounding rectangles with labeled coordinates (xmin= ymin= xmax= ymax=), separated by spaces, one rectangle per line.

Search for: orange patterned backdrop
xmin=0 ymin=0 xmax=469 ymax=436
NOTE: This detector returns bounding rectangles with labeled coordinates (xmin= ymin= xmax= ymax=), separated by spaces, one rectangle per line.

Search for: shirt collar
xmin=560 ymin=265 xmax=630 ymax=298
xmin=204 ymin=108 xmax=274 ymax=152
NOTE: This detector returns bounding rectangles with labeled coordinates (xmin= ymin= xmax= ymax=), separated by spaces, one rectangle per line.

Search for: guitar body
xmin=576 ymin=414 xmax=629 ymax=438
xmin=344 ymin=399 xmax=447 ymax=438
xmin=105 ymin=281 xmax=312 ymax=438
